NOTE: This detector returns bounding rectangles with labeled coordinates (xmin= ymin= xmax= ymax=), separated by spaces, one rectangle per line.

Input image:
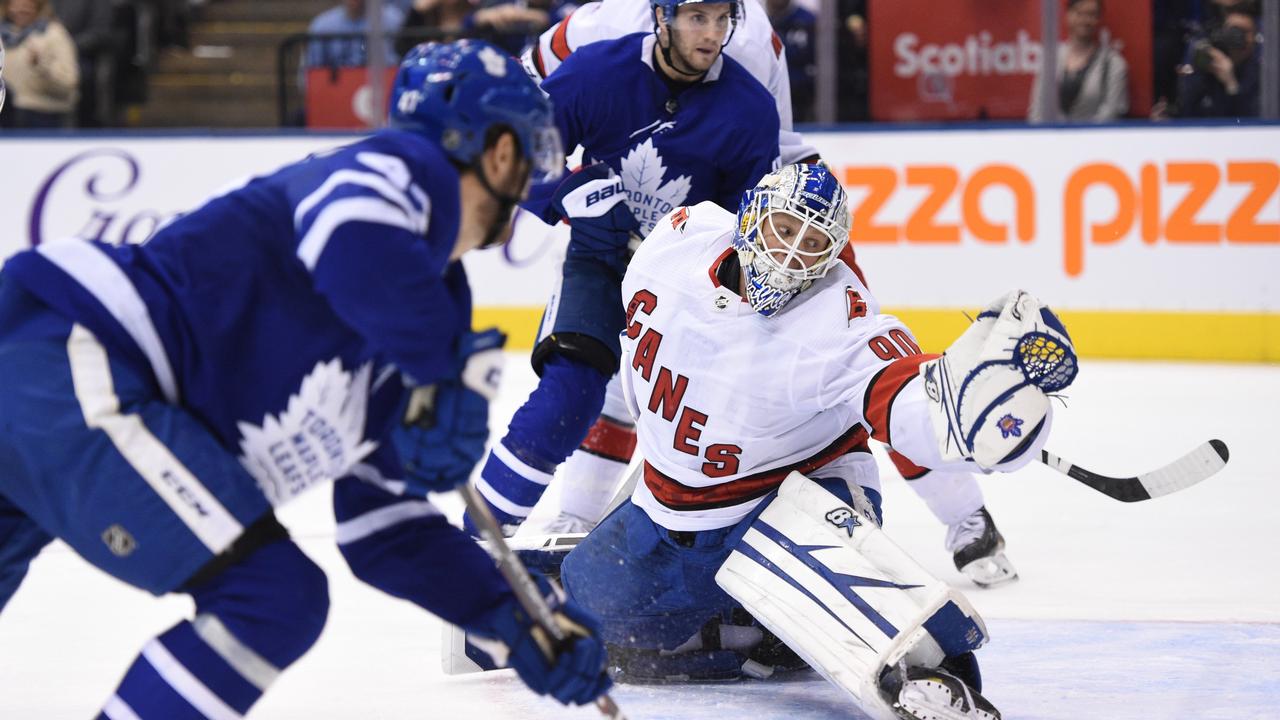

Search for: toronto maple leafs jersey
xmin=522 ymin=0 xmax=819 ymax=164
xmin=539 ymin=32 xmax=780 ymax=235
xmin=3 ymin=130 xmax=470 ymax=507
xmin=619 ymin=202 xmax=957 ymax=531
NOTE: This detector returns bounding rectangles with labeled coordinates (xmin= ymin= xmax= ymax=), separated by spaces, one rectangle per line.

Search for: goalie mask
xmin=732 ymin=164 xmax=852 ymax=317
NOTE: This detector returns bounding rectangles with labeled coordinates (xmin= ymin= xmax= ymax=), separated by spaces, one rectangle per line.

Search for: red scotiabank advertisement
xmin=868 ymin=0 xmax=1152 ymax=121
xmin=305 ymin=67 xmax=398 ymax=129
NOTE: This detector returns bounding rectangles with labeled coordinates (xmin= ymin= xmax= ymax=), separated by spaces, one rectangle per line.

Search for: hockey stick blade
xmin=460 ymin=483 xmax=627 ymax=720
xmin=1040 ymin=439 xmax=1229 ymax=502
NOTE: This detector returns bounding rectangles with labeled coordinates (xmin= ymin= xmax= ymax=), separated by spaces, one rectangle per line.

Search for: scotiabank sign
xmin=869 ymin=0 xmax=1152 ymax=121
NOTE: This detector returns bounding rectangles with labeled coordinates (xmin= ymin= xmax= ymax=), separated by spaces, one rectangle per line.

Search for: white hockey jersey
xmin=619 ymin=202 xmax=945 ymax=531
xmin=522 ymin=0 xmax=818 ymax=165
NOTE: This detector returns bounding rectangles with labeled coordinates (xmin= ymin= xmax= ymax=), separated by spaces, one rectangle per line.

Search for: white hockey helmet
xmin=732 ymin=163 xmax=852 ymax=316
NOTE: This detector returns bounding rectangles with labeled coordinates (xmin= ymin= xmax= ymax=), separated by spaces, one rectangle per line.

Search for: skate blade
xmin=959 ymin=552 xmax=1018 ymax=589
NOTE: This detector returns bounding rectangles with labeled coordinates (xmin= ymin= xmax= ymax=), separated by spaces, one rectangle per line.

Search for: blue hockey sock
xmin=473 ymin=355 xmax=607 ymax=526
xmin=98 ymin=540 xmax=329 ymax=719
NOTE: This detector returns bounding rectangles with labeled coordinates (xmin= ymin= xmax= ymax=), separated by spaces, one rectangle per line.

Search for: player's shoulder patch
xmin=670 ymin=206 xmax=690 ymax=232
xmin=845 ymin=286 xmax=868 ymax=324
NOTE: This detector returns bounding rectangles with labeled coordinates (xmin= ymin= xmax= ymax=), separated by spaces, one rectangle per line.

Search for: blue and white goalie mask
xmin=732 ymin=164 xmax=852 ymax=317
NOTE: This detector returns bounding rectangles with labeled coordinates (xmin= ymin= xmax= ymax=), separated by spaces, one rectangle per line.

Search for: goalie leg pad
xmin=715 ymin=472 xmax=987 ymax=720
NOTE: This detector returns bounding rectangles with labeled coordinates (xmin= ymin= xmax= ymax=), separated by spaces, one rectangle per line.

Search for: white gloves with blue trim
xmin=920 ymin=291 xmax=1078 ymax=471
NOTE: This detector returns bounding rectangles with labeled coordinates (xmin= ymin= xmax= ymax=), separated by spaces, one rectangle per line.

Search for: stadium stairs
xmin=133 ymin=0 xmax=332 ymax=128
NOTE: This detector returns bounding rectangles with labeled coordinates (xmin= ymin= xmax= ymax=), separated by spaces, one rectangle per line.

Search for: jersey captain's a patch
xmin=670 ymin=206 xmax=690 ymax=231
xmin=846 ymin=287 xmax=868 ymax=323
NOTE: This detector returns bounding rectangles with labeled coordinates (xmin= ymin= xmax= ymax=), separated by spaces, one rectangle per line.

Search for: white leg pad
xmin=716 ymin=472 xmax=987 ymax=720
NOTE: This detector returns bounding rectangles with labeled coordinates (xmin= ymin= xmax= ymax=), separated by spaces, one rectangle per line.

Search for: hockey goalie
xmin=545 ymin=163 xmax=1078 ymax=719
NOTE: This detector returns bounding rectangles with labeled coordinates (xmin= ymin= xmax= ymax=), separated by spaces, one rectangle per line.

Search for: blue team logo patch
xmin=997 ymin=414 xmax=1024 ymax=439
xmin=825 ymin=507 xmax=861 ymax=537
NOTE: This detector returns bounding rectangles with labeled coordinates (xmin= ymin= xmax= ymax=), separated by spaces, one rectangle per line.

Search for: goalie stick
xmin=460 ymin=482 xmax=628 ymax=720
xmin=1040 ymin=439 xmax=1229 ymax=502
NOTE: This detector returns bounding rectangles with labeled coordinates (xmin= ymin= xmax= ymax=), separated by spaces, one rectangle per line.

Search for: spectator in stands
xmin=0 ymin=0 xmax=79 ymax=128
xmin=305 ymin=0 xmax=406 ymax=69
xmin=836 ymin=0 xmax=867 ymax=121
xmin=1028 ymin=0 xmax=1129 ymax=123
xmin=766 ymin=0 xmax=815 ymax=122
xmin=50 ymin=0 xmax=112 ymax=126
xmin=397 ymin=0 xmax=551 ymax=58
xmin=397 ymin=0 xmax=479 ymax=57
xmin=1174 ymin=8 xmax=1259 ymax=117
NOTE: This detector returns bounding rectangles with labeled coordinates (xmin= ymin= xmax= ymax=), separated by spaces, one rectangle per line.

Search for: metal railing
xmin=275 ymin=28 xmax=541 ymax=127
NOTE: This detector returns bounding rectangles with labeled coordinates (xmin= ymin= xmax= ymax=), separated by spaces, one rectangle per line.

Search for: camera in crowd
xmin=1191 ymin=23 xmax=1252 ymax=72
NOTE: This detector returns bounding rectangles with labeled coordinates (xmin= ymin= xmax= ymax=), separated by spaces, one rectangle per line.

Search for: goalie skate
xmin=888 ymin=666 xmax=1001 ymax=720
xmin=946 ymin=508 xmax=1017 ymax=588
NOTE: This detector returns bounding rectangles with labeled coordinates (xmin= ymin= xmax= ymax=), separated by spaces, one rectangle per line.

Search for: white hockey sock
xmin=906 ymin=469 xmax=985 ymax=528
xmin=557 ymin=449 xmax=632 ymax=522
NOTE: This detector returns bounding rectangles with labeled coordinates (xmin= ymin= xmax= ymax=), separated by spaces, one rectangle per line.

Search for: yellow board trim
xmin=473 ymin=306 xmax=1280 ymax=363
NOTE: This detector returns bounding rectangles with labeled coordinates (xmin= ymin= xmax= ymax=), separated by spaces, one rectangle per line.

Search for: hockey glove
xmin=542 ymin=163 xmax=640 ymax=275
xmin=466 ymin=571 xmax=612 ymax=706
xmin=920 ymin=291 xmax=1078 ymax=471
xmin=394 ymin=328 xmax=506 ymax=494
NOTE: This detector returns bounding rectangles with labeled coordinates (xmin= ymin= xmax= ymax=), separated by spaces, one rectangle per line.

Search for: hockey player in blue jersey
xmin=467 ymin=0 xmax=784 ymax=539
xmin=0 ymin=39 xmax=613 ymax=718
xmin=478 ymin=0 xmax=1024 ymax=586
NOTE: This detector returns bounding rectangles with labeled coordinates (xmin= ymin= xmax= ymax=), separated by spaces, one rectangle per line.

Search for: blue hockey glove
xmin=542 ymin=163 xmax=640 ymax=273
xmin=394 ymin=328 xmax=506 ymax=494
xmin=466 ymin=571 xmax=612 ymax=706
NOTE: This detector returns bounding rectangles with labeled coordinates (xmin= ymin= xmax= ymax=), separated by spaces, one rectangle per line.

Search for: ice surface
xmin=1 ymin=359 xmax=1277 ymax=719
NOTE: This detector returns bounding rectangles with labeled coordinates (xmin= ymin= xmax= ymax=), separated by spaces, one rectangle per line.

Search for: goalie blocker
xmin=716 ymin=472 xmax=994 ymax=720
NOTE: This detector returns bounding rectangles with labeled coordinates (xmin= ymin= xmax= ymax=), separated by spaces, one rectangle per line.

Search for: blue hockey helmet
xmin=732 ymin=164 xmax=852 ymax=317
xmin=650 ymin=0 xmax=741 ymax=45
xmin=389 ymin=40 xmax=563 ymax=184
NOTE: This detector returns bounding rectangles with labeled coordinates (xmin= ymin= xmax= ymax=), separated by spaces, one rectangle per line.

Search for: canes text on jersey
xmin=626 ymin=289 xmax=742 ymax=478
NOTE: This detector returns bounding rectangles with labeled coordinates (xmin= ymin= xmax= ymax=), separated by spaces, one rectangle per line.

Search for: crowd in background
xmin=0 ymin=0 xmax=1271 ymax=129
xmin=0 ymin=0 xmax=199 ymax=128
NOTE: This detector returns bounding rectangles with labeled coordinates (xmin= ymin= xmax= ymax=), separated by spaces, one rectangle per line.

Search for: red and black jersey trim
xmin=643 ymin=424 xmax=871 ymax=511
xmin=887 ymin=447 xmax=931 ymax=480
xmin=550 ymin=12 xmax=575 ymax=61
xmin=532 ymin=45 xmax=548 ymax=79
xmin=578 ymin=416 xmax=638 ymax=463
xmin=708 ymin=247 xmax=734 ymax=288
xmin=863 ymin=354 xmax=937 ymax=445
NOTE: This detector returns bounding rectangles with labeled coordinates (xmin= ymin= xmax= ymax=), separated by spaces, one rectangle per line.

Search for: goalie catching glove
xmin=465 ymin=570 xmax=613 ymax=706
xmin=394 ymin=328 xmax=506 ymax=493
xmin=921 ymin=291 xmax=1078 ymax=470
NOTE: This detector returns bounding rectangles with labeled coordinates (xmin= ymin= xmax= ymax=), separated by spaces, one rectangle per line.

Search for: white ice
xmin=1 ymin=358 xmax=1277 ymax=719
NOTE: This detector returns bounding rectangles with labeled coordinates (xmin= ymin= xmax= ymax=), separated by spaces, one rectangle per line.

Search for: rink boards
xmin=0 ymin=124 xmax=1276 ymax=361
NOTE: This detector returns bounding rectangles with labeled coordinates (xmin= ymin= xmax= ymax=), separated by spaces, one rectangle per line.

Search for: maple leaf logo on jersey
xmin=620 ymin=139 xmax=691 ymax=234
xmin=846 ymin=287 xmax=868 ymax=323
xmin=237 ymin=360 xmax=378 ymax=506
